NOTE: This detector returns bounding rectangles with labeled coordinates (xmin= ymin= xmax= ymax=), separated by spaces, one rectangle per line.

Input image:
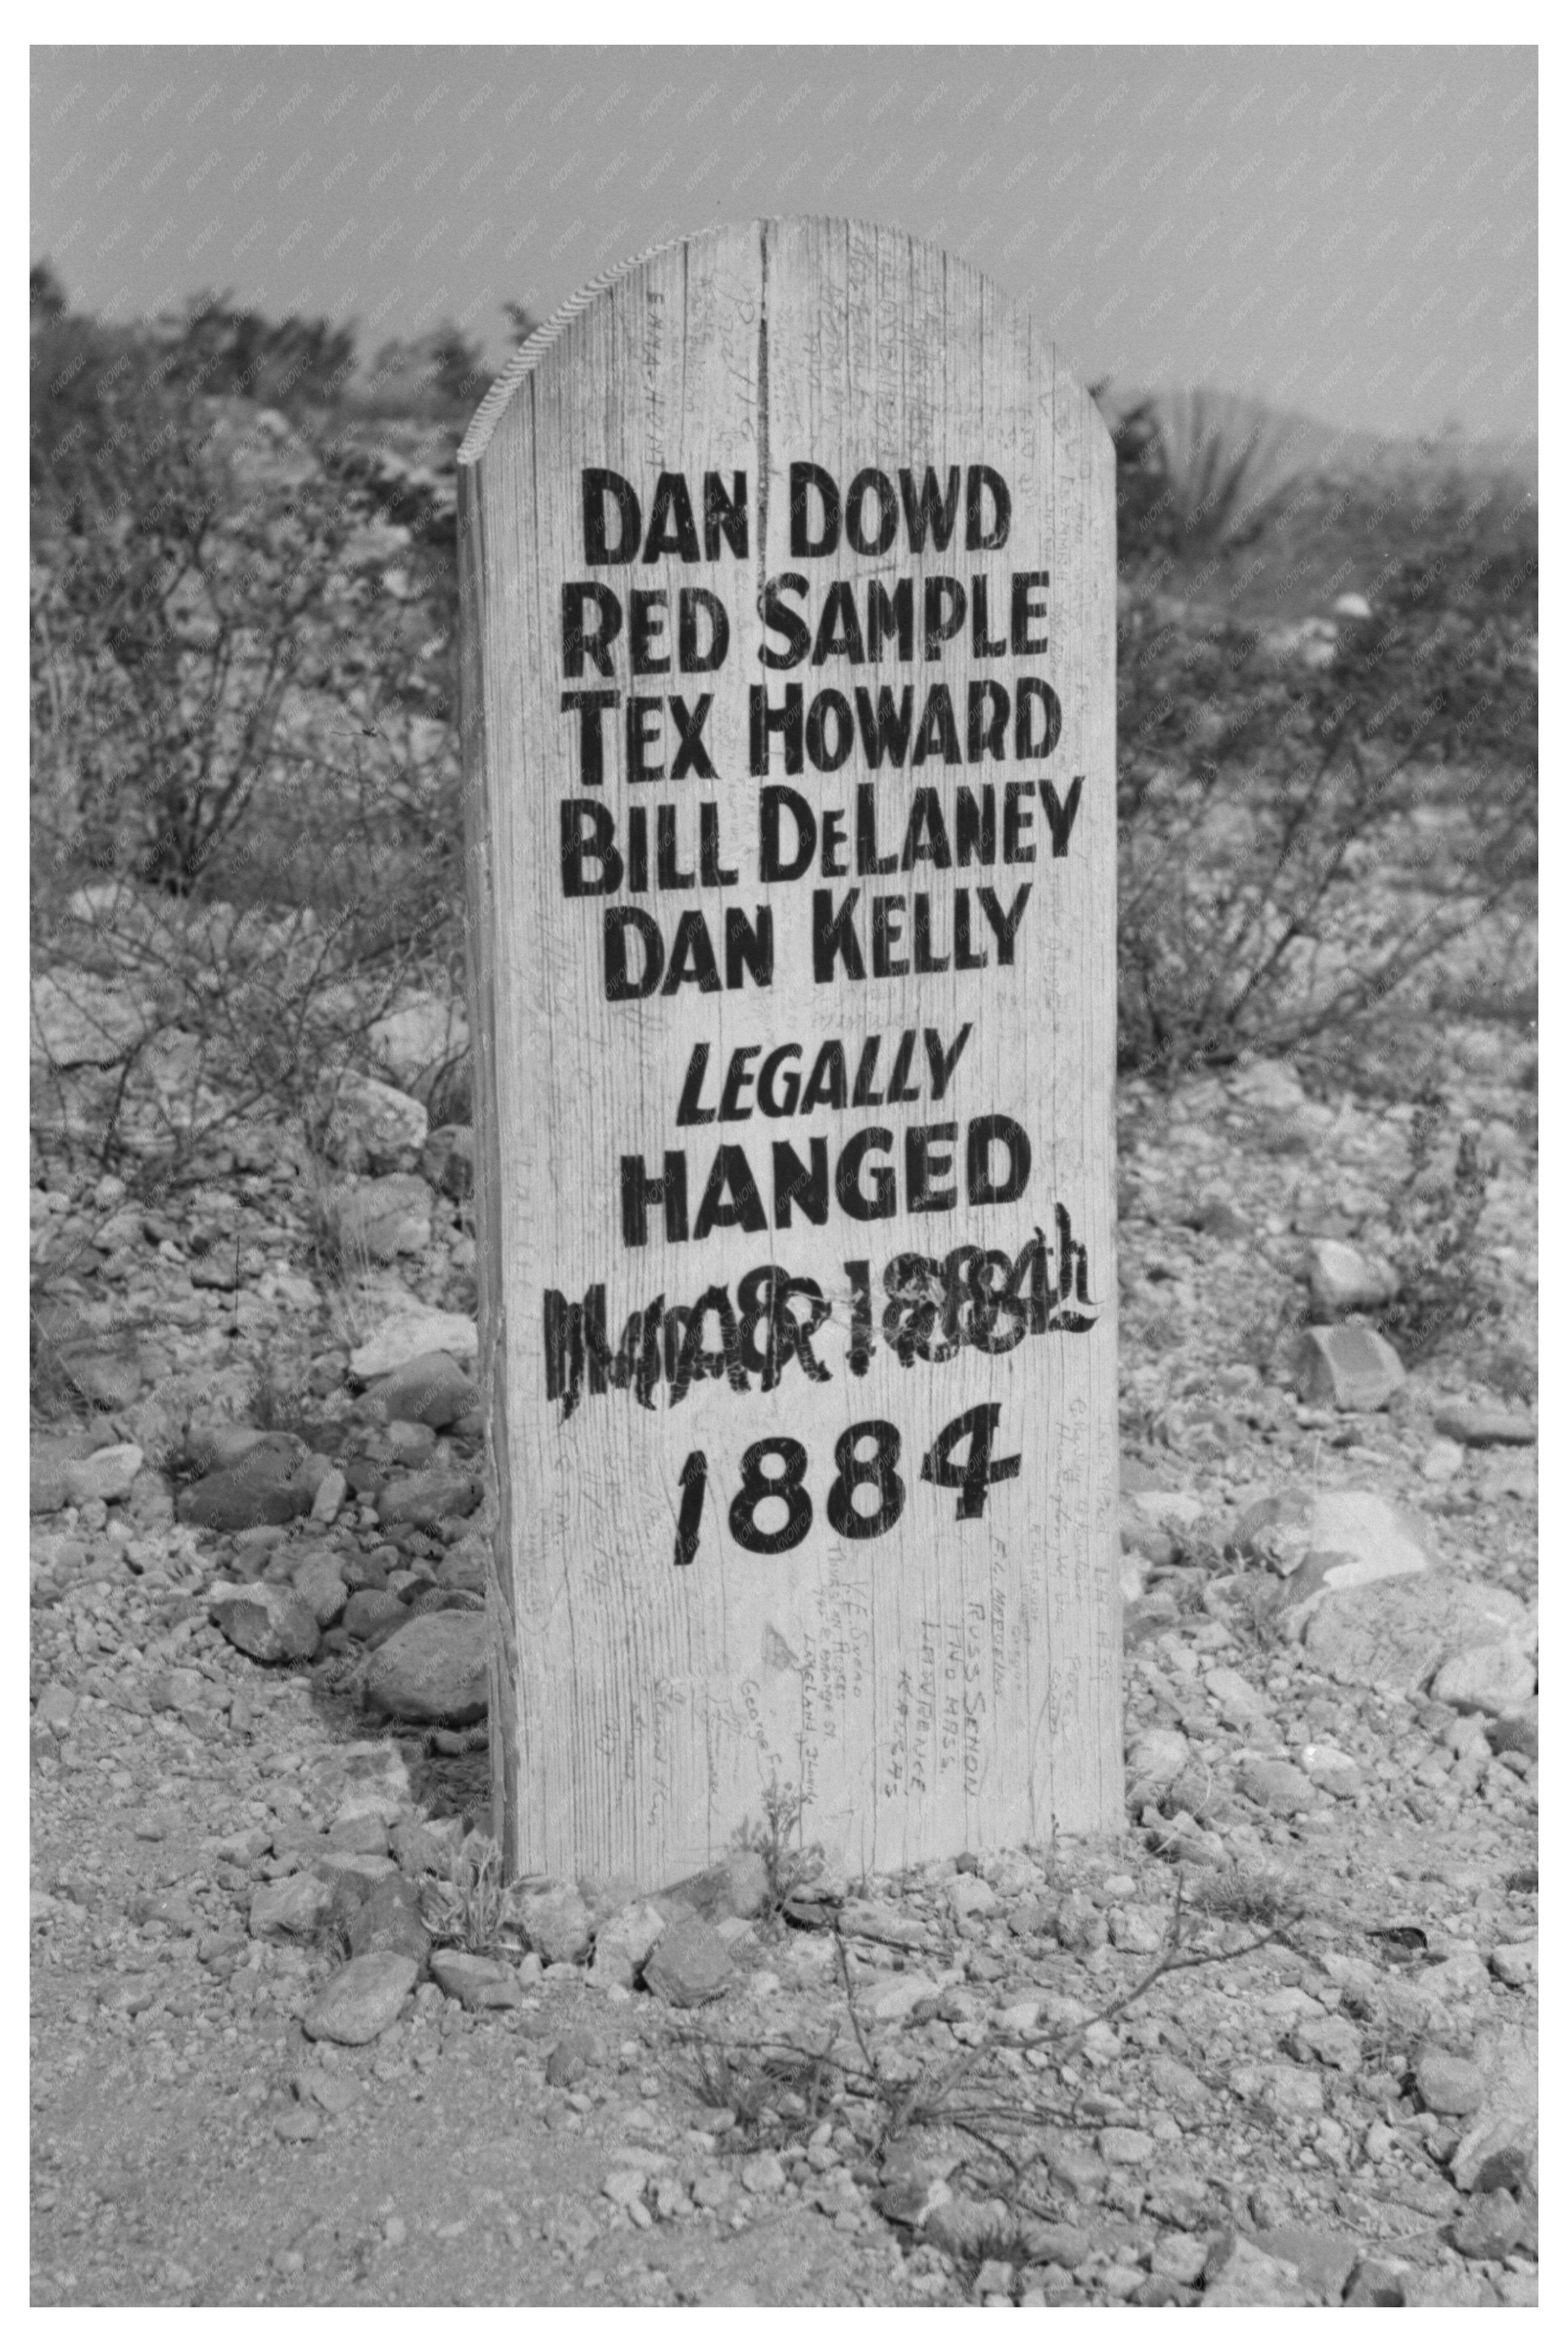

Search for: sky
xmin=30 ymin=43 xmax=1537 ymax=447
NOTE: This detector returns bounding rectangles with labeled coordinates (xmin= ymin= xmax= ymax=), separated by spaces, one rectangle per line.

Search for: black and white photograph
xmin=28 ymin=30 xmax=1538 ymax=2313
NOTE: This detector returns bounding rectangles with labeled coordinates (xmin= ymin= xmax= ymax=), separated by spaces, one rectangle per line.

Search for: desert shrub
xmin=1372 ymin=1092 xmax=1511 ymax=1366
xmin=1105 ymin=385 xmax=1302 ymax=570
xmin=31 ymin=278 xmax=466 ymax=1177
xmin=1115 ymin=466 xmax=1537 ymax=1075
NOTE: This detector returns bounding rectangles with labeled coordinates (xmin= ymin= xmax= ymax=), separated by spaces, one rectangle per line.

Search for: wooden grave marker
xmin=458 ymin=218 xmax=1119 ymax=1886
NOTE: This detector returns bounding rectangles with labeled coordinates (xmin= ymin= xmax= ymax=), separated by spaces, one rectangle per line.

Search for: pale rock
xmin=1203 ymin=1665 xmax=1270 ymax=1726
xmin=724 ymin=1848 xmax=769 ymax=1919
xmin=436 ymin=1529 xmax=488 ymax=1595
xmin=588 ymin=1900 xmax=667 ymax=1988
xmin=310 ymin=1467 xmax=348 ymax=1524
xmin=1230 ymin=1060 xmax=1305 ymax=1113
xmin=302 ymin=1952 xmax=418 ymax=2045
xmin=1421 ymin=1439 xmax=1466 ymax=1483
xmin=1299 ymin=1742 xmax=1361 ymax=1796
xmin=367 ymin=994 xmax=468 ymax=1091
xmin=1488 ymin=1939 xmax=1537 ymax=1988
xmin=1291 ymin=1324 xmax=1405 ymax=1412
xmin=1148 ymin=2054 xmax=1209 ymax=2110
xmin=1253 ymin=2228 xmax=1361 ymax=2302
xmin=1302 ymin=1574 xmax=1527 ymax=1694
xmin=1430 ymin=1644 xmax=1535 ymax=1716
xmin=949 ymin=1875 xmax=1000 ymax=1923
xmin=1122 ymin=1487 xmax=1206 ymax=1534
xmin=31 ymin=971 xmax=152 ymax=1066
xmin=1276 ymin=1489 xmax=1437 ymax=1630
xmin=318 ymin=1072 xmax=428 ymax=1174
xmin=1414 ymin=2044 xmax=1488 ymax=2116
xmin=1261 ymin=2063 xmax=1324 ymax=2118
xmin=350 ymin=1309 xmax=478 ymax=1382
xmin=1292 ymin=2013 xmax=1361 ymax=2071
xmin=1109 ymin=1905 xmax=1165 ymax=1954
xmin=1433 ymin=1400 xmax=1537 ymax=1447
xmin=251 ymin=1873 xmax=333 ymax=1938
xmin=1152 ymin=2231 xmax=1209 ymax=2286
xmin=1297 ymin=1236 xmax=1396 ymax=1316
xmin=1126 ymin=1724 xmax=1189 ymax=1801
xmin=331 ymin=1740 xmax=411 ymax=1825
xmin=1099 ymin=2126 xmax=1155 ymax=2165
xmin=863 ymin=1973 xmax=942 ymax=2022
xmin=289 ymin=1547 xmax=349 ymax=1628
xmin=324 ymin=1174 xmax=434 ymax=1263
xmin=34 ymin=1684 xmax=78 ymax=1736
xmin=1203 ymin=2232 xmax=1303 ymax=2305
xmin=429 ymin=1950 xmax=521 ymax=2008
xmin=519 ymin=1884 xmax=593 ymax=1965
xmin=62 ymin=1442 xmax=144 ymax=1505
xmin=1419 ymin=1938 xmax=1495 ymax=1994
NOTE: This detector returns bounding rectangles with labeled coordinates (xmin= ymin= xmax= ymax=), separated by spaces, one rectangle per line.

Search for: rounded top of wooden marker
xmin=457 ymin=217 xmax=1105 ymax=470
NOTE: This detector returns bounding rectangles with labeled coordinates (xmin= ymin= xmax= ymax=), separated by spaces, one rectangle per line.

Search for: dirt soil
xmin=30 ymin=1044 xmax=1538 ymax=2309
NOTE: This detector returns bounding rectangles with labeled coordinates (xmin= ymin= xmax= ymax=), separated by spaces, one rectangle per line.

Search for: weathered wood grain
xmin=460 ymin=219 xmax=1119 ymax=1886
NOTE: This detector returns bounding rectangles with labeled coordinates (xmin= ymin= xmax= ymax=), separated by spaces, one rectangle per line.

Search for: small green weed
xmin=419 ymin=1834 xmax=528 ymax=1958
xmin=734 ymin=1777 xmax=826 ymax=1926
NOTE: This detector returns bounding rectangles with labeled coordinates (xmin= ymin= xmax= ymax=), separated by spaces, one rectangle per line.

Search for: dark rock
xmin=419 ymin=1125 xmax=476 ymax=1202
xmin=1238 ymin=1758 xmax=1317 ymax=1816
xmin=209 ymin=1581 xmax=321 ymax=1663
xmin=342 ymin=1589 xmax=411 ymax=1643
xmin=388 ymin=1814 xmax=466 ymax=1877
xmin=1449 ymin=2187 xmax=1523 ymax=2261
xmin=1129 ymin=2278 xmax=1197 ymax=2308
xmin=417 ymin=1048 xmax=473 ymax=1128
xmin=1344 ymin=2258 xmax=1409 ymax=2305
xmin=1489 ymin=1710 xmax=1538 ymax=1761
xmin=366 ymin=1352 xmax=479 ymax=1431
xmin=177 ymin=1434 xmax=316 ymax=1530
xmin=347 ymin=1871 xmax=431 ymax=1966
xmin=30 ymin=1439 xmax=74 ymax=1516
xmin=363 ymin=1612 xmax=488 ymax=1723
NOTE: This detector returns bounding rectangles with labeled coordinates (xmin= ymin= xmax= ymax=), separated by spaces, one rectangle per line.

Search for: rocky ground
xmin=29 ymin=952 xmax=1538 ymax=2309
